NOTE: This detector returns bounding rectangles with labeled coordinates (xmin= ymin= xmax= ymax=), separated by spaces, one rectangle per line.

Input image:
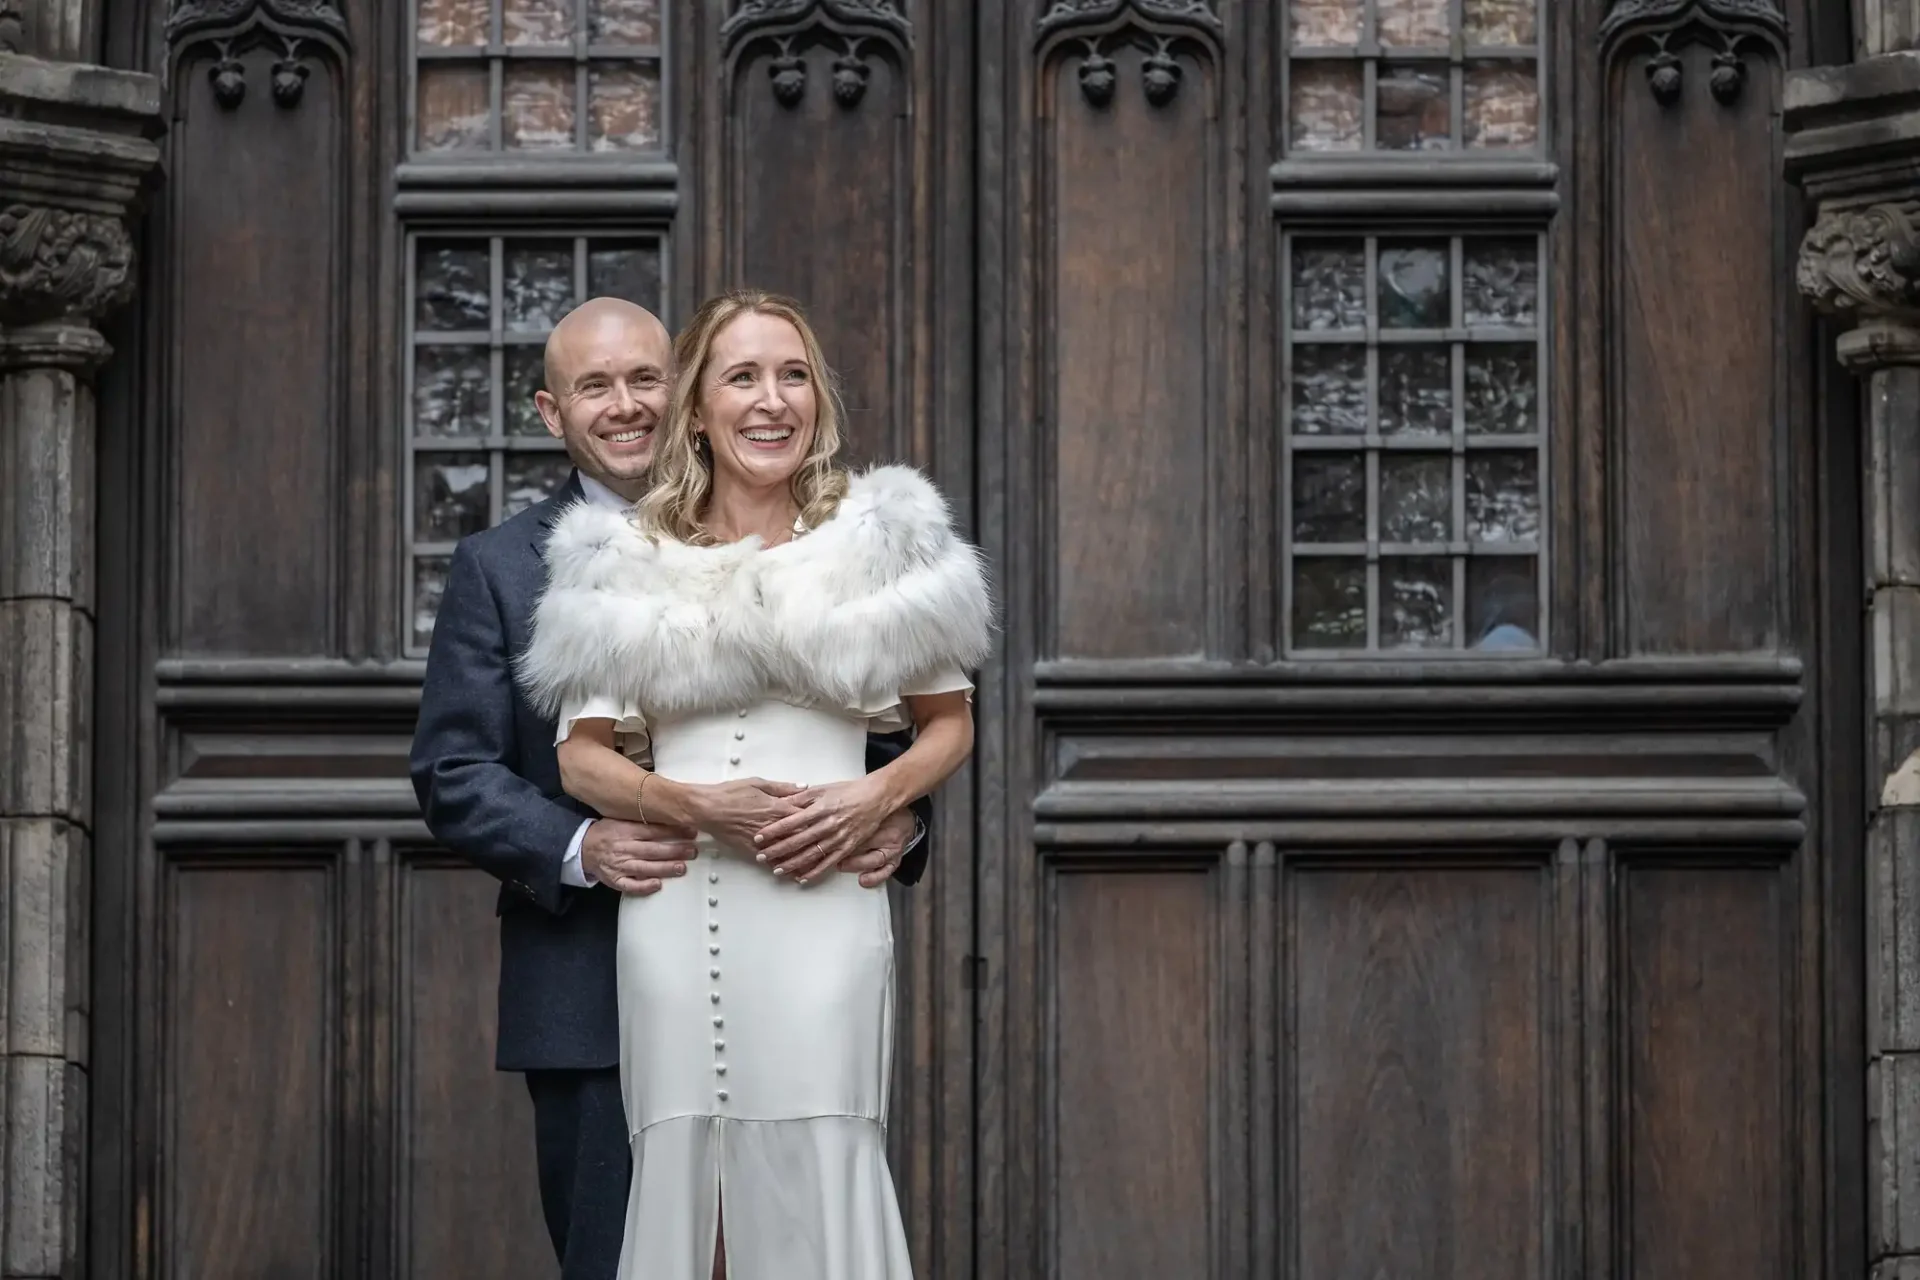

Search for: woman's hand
xmin=751 ymin=779 xmax=895 ymax=883
xmin=678 ymin=777 xmax=805 ymax=852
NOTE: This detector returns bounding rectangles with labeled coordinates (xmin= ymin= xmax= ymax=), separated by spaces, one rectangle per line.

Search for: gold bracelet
xmin=637 ymin=772 xmax=652 ymax=825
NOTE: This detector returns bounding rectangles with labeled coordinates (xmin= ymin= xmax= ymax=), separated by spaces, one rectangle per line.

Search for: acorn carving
xmin=209 ymin=55 xmax=246 ymax=109
xmin=832 ymin=53 xmax=870 ymax=108
xmin=1142 ymin=49 xmax=1181 ymax=107
xmin=1078 ymin=51 xmax=1116 ymax=107
xmin=1647 ymin=50 xmax=1682 ymax=105
xmin=770 ymin=52 xmax=807 ymax=107
xmin=1709 ymin=49 xmax=1744 ymax=104
xmin=271 ymin=57 xmax=309 ymax=107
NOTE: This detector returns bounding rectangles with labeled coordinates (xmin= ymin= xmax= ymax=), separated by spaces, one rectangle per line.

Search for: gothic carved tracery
xmin=722 ymin=0 xmax=909 ymax=111
xmin=1038 ymin=0 xmax=1219 ymax=110
xmin=1600 ymin=0 xmax=1787 ymax=107
xmin=1036 ymin=0 xmax=1221 ymax=37
xmin=166 ymin=0 xmax=347 ymax=110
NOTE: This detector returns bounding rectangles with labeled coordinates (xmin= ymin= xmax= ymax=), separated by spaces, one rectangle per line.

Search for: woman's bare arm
xmin=556 ymin=718 xmax=809 ymax=852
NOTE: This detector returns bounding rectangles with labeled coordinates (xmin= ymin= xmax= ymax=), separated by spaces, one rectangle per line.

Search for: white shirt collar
xmin=576 ymin=471 xmax=632 ymax=511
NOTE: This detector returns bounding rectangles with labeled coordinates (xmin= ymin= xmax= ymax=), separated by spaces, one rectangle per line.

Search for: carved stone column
xmin=0 ymin=0 xmax=97 ymax=64
xmin=1791 ymin=51 xmax=1920 ymax=1280
xmin=1860 ymin=0 xmax=1920 ymax=61
xmin=0 ymin=49 xmax=157 ymax=1279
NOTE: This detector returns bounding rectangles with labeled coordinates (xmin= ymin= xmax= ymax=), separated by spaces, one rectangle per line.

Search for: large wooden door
xmin=89 ymin=0 xmax=1862 ymax=1276
xmin=966 ymin=0 xmax=1863 ymax=1277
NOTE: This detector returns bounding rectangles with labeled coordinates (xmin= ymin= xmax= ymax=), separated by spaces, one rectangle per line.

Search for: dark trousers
xmin=526 ymin=1067 xmax=632 ymax=1280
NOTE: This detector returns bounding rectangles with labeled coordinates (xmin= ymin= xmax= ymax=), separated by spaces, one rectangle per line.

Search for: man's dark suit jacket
xmin=409 ymin=472 xmax=932 ymax=1071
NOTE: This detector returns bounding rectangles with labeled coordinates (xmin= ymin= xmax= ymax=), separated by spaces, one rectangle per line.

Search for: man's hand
xmin=836 ymin=808 xmax=917 ymax=889
xmin=581 ymin=818 xmax=698 ymax=895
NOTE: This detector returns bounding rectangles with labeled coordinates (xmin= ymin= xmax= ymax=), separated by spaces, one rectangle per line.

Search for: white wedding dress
xmin=556 ymin=688 xmax=965 ymax=1280
xmin=523 ymin=466 xmax=993 ymax=1280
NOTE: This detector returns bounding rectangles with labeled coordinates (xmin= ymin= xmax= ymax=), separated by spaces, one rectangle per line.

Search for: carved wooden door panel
xmin=89 ymin=0 xmax=1863 ymax=1277
xmin=964 ymin=1 xmax=1863 ymax=1279
xmin=92 ymin=1 xmax=972 ymax=1277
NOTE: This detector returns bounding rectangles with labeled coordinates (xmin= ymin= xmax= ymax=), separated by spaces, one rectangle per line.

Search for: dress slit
xmin=708 ymin=1130 xmax=727 ymax=1280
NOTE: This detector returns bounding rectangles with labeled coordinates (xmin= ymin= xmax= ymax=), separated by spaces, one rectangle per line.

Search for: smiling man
xmin=409 ymin=296 xmax=932 ymax=1279
xmin=538 ymin=297 xmax=672 ymax=504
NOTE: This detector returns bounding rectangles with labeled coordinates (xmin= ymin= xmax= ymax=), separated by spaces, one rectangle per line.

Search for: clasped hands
xmin=582 ymin=777 xmax=910 ymax=897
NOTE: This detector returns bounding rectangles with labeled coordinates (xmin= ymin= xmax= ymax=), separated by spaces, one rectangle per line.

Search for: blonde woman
xmin=518 ymin=291 xmax=990 ymax=1279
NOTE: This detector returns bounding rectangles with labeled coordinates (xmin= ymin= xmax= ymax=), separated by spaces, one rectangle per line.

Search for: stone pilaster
xmin=0 ymin=49 xmax=155 ymax=1280
xmin=0 ymin=0 xmax=96 ymax=64
xmin=1790 ymin=50 xmax=1920 ymax=1280
xmin=1861 ymin=0 xmax=1920 ymax=61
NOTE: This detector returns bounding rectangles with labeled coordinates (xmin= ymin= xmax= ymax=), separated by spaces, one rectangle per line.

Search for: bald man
xmin=410 ymin=298 xmax=931 ymax=1277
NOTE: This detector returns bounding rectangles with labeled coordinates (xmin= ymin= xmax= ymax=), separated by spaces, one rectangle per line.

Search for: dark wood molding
xmin=1033 ymin=819 xmax=1811 ymax=847
xmin=1031 ymin=682 xmax=1802 ymax=731
xmin=392 ymin=189 xmax=681 ymax=218
xmin=151 ymin=818 xmax=431 ymax=843
xmin=1033 ymin=653 xmax=1805 ymax=682
xmin=1271 ymin=158 xmax=1562 ymax=188
xmin=151 ymin=777 xmax=419 ymax=817
xmin=1271 ymin=187 xmax=1561 ymax=217
xmin=1035 ymin=775 xmax=1807 ymax=820
xmin=155 ymin=656 xmax=428 ymax=681
xmin=393 ymin=159 xmax=680 ymax=189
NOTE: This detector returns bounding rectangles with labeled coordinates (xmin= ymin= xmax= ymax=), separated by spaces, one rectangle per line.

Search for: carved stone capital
xmin=1797 ymin=204 xmax=1920 ymax=368
xmin=0 ymin=204 xmax=134 ymax=328
xmin=0 ymin=55 xmax=161 ymax=336
xmin=1798 ymin=202 xmax=1920 ymax=317
xmin=1784 ymin=53 xmax=1920 ymax=369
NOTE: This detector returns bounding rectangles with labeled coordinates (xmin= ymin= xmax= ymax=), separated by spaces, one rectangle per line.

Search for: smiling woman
xmin=637 ymin=290 xmax=851 ymax=546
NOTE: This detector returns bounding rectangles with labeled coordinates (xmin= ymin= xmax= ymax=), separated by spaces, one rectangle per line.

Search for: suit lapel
xmin=531 ymin=470 xmax=586 ymax=563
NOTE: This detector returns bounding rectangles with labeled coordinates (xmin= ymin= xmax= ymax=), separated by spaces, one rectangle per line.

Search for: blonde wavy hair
xmin=634 ymin=290 xmax=849 ymax=544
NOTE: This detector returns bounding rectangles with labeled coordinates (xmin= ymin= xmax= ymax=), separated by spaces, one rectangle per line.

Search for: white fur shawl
xmin=517 ymin=465 xmax=994 ymax=720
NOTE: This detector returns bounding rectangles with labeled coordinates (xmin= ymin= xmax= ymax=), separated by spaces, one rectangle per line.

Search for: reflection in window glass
xmin=413 ymin=0 xmax=664 ymax=153
xmin=1283 ymin=232 xmax=1545 ymax=654
xmin=1286 ymin=0 xmax=1541 ymax=154
xmin=406 ymin=232 xmax=666 ymax=652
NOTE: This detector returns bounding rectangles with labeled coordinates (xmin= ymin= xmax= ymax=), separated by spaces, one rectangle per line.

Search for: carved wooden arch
xmin=1599 ymin=0 xmax=1788 ymax=107
xmin=165 ymin=0 xmax=348 ymax=111
xmin=721 ymin=0 xmax=911 ymax=111
xmin=1035 ymin=0 xmax=1222 ymax=110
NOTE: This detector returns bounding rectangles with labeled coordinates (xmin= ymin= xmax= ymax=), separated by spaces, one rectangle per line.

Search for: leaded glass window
xmin=406 ymin=231 xmax=665 ymax=652
xmin=1282 ymin=232 xmax=1545 ymax=653
xmin=413 ymin=0 xmax=663 ymax=153
xmin=1286 ymin=0 xmax=1541 ymax=153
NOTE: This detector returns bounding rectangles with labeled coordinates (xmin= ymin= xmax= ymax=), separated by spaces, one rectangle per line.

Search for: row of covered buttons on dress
xmin=709 ymin=706 xmax=749 ymax=1105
